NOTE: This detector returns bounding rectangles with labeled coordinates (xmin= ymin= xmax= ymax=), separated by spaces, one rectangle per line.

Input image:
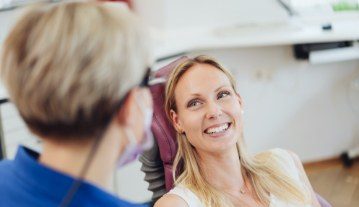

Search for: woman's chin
xmin=203 ymin=129 xmax=239 ymax=152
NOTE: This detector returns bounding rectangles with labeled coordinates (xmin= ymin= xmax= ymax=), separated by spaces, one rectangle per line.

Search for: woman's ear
xmin=170 ymin=109 xmax=183 ymax=133
xmin=115 ymin=88 xmax=151 ymax=142
xmin=236 ymin=93 xmax=243 ymax=107
xmin=236 ymin=93 xmax=245 ymax=115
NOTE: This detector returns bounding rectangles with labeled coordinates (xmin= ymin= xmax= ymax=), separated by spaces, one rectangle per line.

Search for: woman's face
xmin=171 ymin=63 xmax=243 ymax=154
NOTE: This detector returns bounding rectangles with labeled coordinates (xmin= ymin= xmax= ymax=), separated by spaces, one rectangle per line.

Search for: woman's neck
xmin=197 ymin=146 xmax=245 ymax=193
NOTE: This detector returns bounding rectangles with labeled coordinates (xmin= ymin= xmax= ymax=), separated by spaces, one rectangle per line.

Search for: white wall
xmin=133 ymin=0 xmax=288 ymax=31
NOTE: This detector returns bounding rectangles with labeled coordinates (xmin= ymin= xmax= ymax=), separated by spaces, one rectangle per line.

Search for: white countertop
xmin=153 ymin=15 xmax=359 ymax=58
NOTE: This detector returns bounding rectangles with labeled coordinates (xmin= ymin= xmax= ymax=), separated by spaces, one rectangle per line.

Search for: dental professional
xmin=0 ymin=1 xmax=153 ymax=207
xmin=155 ymin=56 xmax=321 ymax=207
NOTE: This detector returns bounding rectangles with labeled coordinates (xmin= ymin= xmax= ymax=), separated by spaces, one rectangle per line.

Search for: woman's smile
xmin=203 ymin=122 xmax=233 ymax=138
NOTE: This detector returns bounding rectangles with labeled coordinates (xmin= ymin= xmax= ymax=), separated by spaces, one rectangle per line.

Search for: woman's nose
xmin=205 ymin=102 xmax=222 ymax=119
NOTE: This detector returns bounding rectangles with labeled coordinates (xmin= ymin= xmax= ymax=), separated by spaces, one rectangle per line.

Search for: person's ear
xmin=170 ymin=109 xmax=183 ymax=133
xmin=116 ymin=89 xmax=137 ymax=127
xmin=236 ymin=93 xmax=245 ymax=115
xmin=236 ymin=93 xmax=243 ymax=107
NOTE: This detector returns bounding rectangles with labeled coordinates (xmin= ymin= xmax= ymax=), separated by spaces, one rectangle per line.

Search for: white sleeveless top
xmin=167 ymin=148 xmax=312 ymax=207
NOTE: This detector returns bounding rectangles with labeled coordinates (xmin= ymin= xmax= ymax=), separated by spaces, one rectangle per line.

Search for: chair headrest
xmin=149 ymin=56 xmax=188 ymax=191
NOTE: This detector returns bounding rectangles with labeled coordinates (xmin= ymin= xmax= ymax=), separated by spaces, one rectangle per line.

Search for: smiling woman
xmin=154 ymin=55 xmax=322 ymax=207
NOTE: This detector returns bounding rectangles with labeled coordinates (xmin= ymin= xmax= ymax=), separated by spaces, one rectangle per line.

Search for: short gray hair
xmin=1 ymin=1 xmax=151 ymax=139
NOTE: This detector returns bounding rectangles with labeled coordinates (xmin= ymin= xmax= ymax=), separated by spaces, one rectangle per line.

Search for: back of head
xmin=0 ymin=1 xmax=151 ymax=140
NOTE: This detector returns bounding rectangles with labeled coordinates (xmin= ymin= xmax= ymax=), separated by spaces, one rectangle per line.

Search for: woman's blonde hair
xmin=164 ymin=55 xmax=311 ymax=206
xmin=0 ymin=1 xmax=151 ymax=139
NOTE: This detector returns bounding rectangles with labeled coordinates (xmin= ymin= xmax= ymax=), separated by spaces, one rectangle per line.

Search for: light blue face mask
xmin=117 ymin=100 xmax=154 ymax=168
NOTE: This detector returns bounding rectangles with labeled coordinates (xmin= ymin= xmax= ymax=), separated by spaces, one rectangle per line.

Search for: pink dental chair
xmin=140 ymin=57 xmax=332 ymax=207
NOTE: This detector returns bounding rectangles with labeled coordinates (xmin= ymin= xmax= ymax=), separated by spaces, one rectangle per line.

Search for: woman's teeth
xmin=205 ymin=123 xmax=230 ymax=134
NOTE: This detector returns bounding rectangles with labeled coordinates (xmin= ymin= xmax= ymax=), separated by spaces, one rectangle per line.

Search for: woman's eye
xmin=218 ymin=91 xmax=231 ymax=99
xmin=187 ymin=99 xmax=201 ymax=108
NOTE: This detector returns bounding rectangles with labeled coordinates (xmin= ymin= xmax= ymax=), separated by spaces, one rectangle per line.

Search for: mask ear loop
xmin=116 ymin=127 xmax=140 ymax=167
xmin=124 ymin=127 xmax=138 ymax=145
xmin=113 ymin=126 xmax=139 ymax=192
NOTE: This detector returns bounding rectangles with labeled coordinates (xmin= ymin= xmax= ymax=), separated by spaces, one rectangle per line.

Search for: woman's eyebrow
xmin=187 ymin=93 xmax=202 ymax=97
xmin=183 ymin=94 xmax=201 ymax=106
xmin=183 ymin=93 xmax=202 ymax=105
xmin=186 ymin=85 xmax=230 ymax=98
xmin=215 ymin=85 xmax=229 ymax=92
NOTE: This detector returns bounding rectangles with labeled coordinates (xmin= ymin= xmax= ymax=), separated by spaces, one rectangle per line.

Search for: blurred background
xmin=0 ymin=0 xmax=359 ymax=206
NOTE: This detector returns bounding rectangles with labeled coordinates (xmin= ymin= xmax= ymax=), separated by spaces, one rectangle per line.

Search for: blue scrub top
xmin=0 ymin=146 xmax=149 ymax=207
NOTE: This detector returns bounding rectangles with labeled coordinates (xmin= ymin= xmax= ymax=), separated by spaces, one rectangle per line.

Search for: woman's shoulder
xmin=155 ymin=185 xmax=203 ymax=207
xmin=154 ymin=193 xmax=188 ymax=207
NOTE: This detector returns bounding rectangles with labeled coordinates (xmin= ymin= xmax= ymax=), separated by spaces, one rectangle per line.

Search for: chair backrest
xmin=148 ymin=56 xmax=332 ymax=207
xmin=149 ymin=56 xmax=188 ymax=191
